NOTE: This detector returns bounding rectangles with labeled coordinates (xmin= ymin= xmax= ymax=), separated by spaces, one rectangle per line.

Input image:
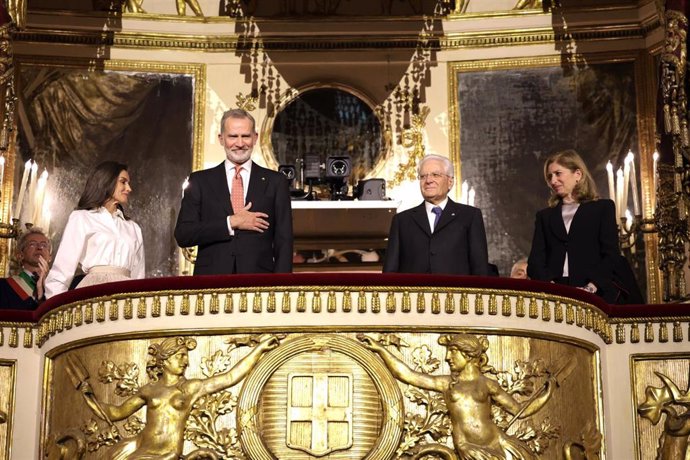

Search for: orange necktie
xmin=231 ymin=167 xmax=244 ymax=213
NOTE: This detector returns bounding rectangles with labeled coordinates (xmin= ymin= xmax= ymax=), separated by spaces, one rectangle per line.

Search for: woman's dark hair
xmin=77 ymin=161 xmax=129 ymax=217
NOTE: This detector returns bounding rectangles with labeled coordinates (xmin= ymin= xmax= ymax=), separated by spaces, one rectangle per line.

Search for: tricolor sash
xmin=6 ymin=272 xmax=35 ymax=301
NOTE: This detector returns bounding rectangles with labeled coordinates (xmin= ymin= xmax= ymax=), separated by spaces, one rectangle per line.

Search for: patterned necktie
xmin=432 ymin=206 xmax=442 ymax=232
xmin=231 ymin=167 xmax=244 ymax=213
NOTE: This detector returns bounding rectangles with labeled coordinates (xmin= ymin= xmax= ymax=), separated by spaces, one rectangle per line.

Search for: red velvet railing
xmin=0 ymin=273 xmax=685 ymax=324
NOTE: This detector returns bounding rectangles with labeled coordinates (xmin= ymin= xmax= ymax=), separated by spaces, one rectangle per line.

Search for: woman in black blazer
xmin=528 ymin=150 xmax=620 ymax=303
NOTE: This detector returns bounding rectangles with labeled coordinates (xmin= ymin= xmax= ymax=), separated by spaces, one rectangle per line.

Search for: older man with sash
xmin=0 ymin=228 xmax=51 ymax=309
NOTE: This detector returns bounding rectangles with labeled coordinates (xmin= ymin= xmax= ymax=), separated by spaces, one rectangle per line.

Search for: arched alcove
xmin=266 ymin=86 xmax=383 ymax=182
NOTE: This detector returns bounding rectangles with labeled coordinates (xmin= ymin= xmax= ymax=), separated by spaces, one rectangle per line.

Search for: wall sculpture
xmin=43 ymin=331 xmax=602 ymax=459
xmin=634 ymin=354 xmax=690 ymax=460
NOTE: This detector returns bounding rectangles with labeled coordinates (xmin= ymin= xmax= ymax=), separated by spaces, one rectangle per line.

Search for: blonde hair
xmin=543 ymin=149 xmax=598 ymax=207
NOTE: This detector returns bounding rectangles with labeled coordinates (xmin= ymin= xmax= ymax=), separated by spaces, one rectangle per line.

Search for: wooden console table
xmin=291 ymin=200 xmax=399 ymax=250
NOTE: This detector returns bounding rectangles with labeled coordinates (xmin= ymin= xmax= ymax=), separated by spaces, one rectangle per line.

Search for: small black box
xmin=356 ymin=178 xmax=386 ymax=200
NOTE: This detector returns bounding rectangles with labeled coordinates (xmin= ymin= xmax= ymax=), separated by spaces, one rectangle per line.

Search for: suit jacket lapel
xmin=433 ymin=199 xmax=459 ymax=233
xmin=568 ymin=201 xmax=592 ymax=236
xmin=210 ymin=162 xmax=232 ymax=215
xmin=246 ymin=162 xmax=269 ymax=208
xmin=411 ymin=203 xmax=432 ymax=236
xmin=548 ymin=204 xmax=568 ymax=241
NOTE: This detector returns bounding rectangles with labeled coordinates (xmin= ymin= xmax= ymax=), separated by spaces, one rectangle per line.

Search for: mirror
xmin=269 ymin=87 xmax=384 ymax=184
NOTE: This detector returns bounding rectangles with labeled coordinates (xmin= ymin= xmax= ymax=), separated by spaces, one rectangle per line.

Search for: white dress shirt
xmin=424 ymin=198 xmax=448 ymax=233
xmin=45 ymin=207 xmax=145 ymax=298
xmin=225 ymin=158 xmax=252 ymax=235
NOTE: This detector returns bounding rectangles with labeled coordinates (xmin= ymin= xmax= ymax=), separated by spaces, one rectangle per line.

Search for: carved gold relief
xmin=44 ymin=331 xmax=601 ymax=459
xmin=633 ymin=354 xmax=690 ymax=460
xmin=0 ymin=359 xmax=15 ymax=459
xmin=45 ymin=334 xmax=278 ymax=458
xmin=514 ymin=0 xmax=542 ymax=9
xmin=359 ymin=332 xmax=574 ymax=459
xmin=238 ymin=333 xmax=404 ymax=459
xmin=390 ymin=104 xmax=429 ymax=187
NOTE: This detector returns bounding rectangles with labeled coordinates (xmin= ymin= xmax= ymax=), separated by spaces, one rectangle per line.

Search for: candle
xmin=616 ymin=167 xmax=624 ymax=219
xmin=26 ymin=161 xmax=38 ymax=223
xmin=13 ymin=160 xmax=32 ymax=220
xmin=606 ymin=161 xmax=615 ymax=203
xmin=622 ymin=156 xmax=630 ymax=217
xmin=460 ymin=180 xmax=468 ymax=205
xmin=627 ymin=151 xmax=640 ymax=216
xmin=32 ymin=169 xmax=48 ymax=228
xmin=182 ymin=177 xmax=189 ymax=198
xmin=468 ymin=187 xmax=475 ymax=207
xmin=42 ymin=196 xmax=51 ymax=235
xmin=624 ymin=209 xmax=633 ymax=232
xmin=652 ymin=150 xmax=659 ymax=212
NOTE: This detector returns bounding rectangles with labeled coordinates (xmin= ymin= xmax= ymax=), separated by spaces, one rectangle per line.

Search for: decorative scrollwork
xmin=391 ymin=106 xmax=430 ymax=186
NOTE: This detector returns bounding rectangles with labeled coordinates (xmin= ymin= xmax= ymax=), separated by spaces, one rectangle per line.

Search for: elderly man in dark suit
xmin=383 ymin=154 xmax=489 ymax=275
xmin=175 ymin=109 xmax=293 ymax=274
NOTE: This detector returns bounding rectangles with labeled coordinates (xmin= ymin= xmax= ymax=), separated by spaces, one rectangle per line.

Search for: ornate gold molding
xmin=15 ymin=24 xmax=660 ymax=53
xmin=449 ymin=3 xmax=651 ymax=19
xmin=390 ymin=106 xmax=429 ymax=186
xmin=442 ymin=25 xmax=652 ymax=49
xmin=40 ymin=330 xmax=603 ymax=459
xmin=28 ymin=286 xmax=614 ymax=348
xmin=0 ymin=359 xmax=15 ymax=459
xmin=14 ymin=29 xmax=240 ymax=52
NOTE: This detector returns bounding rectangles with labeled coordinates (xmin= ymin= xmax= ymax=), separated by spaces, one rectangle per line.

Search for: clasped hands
xmin=35 ymin=255 xmax=49 ymax=300
xmin=229 ymin=201 xmax=269 ymax=233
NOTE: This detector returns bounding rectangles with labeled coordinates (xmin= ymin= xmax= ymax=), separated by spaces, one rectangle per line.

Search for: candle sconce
xmin=618 ymin=214 xmax=656 ymax=251
xmin=608 ymin=150 xmax=657 ymax=255
xmin=0 ymin=158 xmax=51 ymax=243
xmin=0 ymin=218 xmax=29 ymax=240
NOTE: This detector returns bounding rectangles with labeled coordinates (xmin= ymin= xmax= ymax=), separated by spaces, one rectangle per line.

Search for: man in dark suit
xmin=175 ymin=109 xmax=293 ymax=274
xmin=0 ymin=228 xmax=52 ymax=309
xmin=383 ymin=154 xmax=489 ymax=275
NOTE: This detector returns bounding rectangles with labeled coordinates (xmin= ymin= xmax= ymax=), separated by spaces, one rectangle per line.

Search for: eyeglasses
xmin=25 ymin=241 xmax=49 ymax=250
xmin=418 ymin=172 xmax=449 ymax=181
